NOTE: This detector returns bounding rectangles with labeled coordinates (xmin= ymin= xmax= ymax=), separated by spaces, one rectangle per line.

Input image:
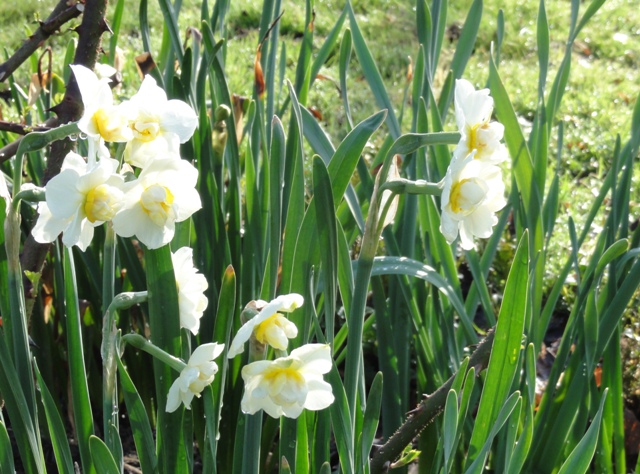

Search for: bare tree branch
xmin=370 ymin=329 xmax=495 ymax=473
xmin=20 ymin=0 xmax=110 ymax=293
xmin=0 ymin=121 xmax=52 ymax=135
xmin=0 ymin=0 xmax=84 ymax=83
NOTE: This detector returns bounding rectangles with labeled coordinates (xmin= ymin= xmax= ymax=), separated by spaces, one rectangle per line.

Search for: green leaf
xmin=0 ymin=421 xmax=15 ymax=473
xmin=360 ymin=372 xmax=383 ymax=471
xmin=64 ymin=247 xmax=96 ymax=474
xmin=327 ymin=365 xmax=355 ymax=474
xmin=346 ymin=3 xmax=400 ymax=138
xmin=367 ymin=256 xmax=475 ymax=343
xmin=536 ymin=0 xmax=550 ymax=96
xmin=208 ymin=265 xmax=237 ymax=460
xmin=35 ymin=362 xmax=74 ymax=474
xmin=89 ymin=436 xmax=120 ymax=474
xmin=117 ymin=355 xmax=158 ymax=473
xmin=443 ymin=389 xmax=459 ymax=472
xmin=465 ymin=392 xmax=522 ymax=474
xmin=108 ymin=0 xmax=125 ymax=66
xmin=466 ymin=232 xmax=529 ymax=469
xmin=313 ymin=156 xmax=339 ymax=342
xmin=557 ymin=389 xmax=608 ymax=474
xmin=264 ymin=117 xmax=286 ymax=300
xmin=438 ymin=0 xmax=482 ymax=115
xmin=489 ymin=54 xmax=541 ymax=236
xmin=572 ymin=0 xmax=606 ymax=42
xmin=0 ymin=334 xmax=43 ymax=472
xmin=157 ymin=0 xmax=184 ymax=65
xmin=144 ymin=245 xmax=186 ymax=474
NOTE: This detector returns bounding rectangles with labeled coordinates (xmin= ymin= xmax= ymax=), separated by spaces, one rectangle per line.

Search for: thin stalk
xmin=241 ymin=304 xmax=268 ymax=474
xmin=343 ymin=178 xmax=382 ymax=430
xmin=121 ymin=332 xmax=186 ymax=373
xmin=101 ymin=223 xmax=117 ymax=453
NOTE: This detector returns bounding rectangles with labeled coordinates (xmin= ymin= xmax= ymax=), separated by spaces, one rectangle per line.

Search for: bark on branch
xmin=370 ymin=329 xmax=495 ymax=473
xmin=0 ymin=0 xmax=84 ymax=83
xmin=0 ymin=121 xmax=52 ymax=135
xmin=20 ymin=0 xmax=110 ymax=294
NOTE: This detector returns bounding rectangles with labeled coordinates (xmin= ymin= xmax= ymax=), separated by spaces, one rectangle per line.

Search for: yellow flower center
xmin=449 ymin=178 xmax=485 ymax=216
xmin=92 ymin=108 xmax=125 ymax=142
xmin=254 ymin=314 xmax=282 ymax=345
xmin=84 ymin=184 xmax=120 ymax=223
xmin=140 ymin=184 xmax=175 ymax=226
xmin=132 ymin=120 xmax=160 ymax=142
xmin=261 ymin=362 xmax=307 ymax=405
xmin=467 ymin=122 xmax=490 ymax=156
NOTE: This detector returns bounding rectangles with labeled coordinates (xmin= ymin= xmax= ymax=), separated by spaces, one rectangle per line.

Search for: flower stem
xmin=121 ymin=333 xmax=185 ymax=373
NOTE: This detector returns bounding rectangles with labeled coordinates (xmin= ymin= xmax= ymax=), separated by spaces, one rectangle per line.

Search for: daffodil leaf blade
xmin=346 ymin=2 xmax=400 ymax=139
xmin=157 ymin=0 xmax=184 ymax=65
xmin=309 ymin=6 xmax=347 ymax=88
xmin=313 ymin=156 xmax=339 ymax=342
xmin=0 ymin=420 xmax=14 ymax=473
xmin=489 ymin=54 xmax=541 ymax=233
xmin=466 ymin=232 xmax=529 ymax=469
xmin=465 ymin=392 xmax=522 ymax=474
xmin=440 ymin=0 xmax=483 ymax=116
xmin=89 ymin=435 xmax=120 ymax=474
xmin=144 ymin=245 xmax=187 ymax=473
xmin=108 ymin=0 xmax=125 ymax=67
xmin=360 ymin=371 xmax=383 ymax=470
xmin=443 ymin=389 xmax=459 ymax=471
xmin=365 ymin=256 xmax=475 ymax=343
xmin=536 ymin=0 xmax=550 ymax=96
xmin=327 ymin=365 xmax=355 ymax=474
xmin=117 ymin=354 xmax=158 ymax=474
xmin=557 ymin=389 xmax=608 ymax=474
xmin=34 ymin=362 xmax=74 ymax=474
xmin=64 ymin=247 xmax=96 ymax=474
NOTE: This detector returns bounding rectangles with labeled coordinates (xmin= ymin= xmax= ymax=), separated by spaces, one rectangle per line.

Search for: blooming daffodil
xmin=453 ymin=79 xmax=507 ymax=164
xmin=32 ymin=152 xmax=125 ymax=251
xmin=166 ymin=343 xmax=224 ymax=412
xmin=227 ymin=293 xmax=303 ymax=358
xmin=70 ymin=64 xmax=132 ymax=146
xmin=172 ymin=247 xmax=208 ymax=335
xmin=240 ymin=343 xmax=334 ymax=418
xmin=121 ymin=75 xmax=198 ymax=168
xmin=440 ymin=152 xmax=507 ymax=250
xmin=111 ymin=155 xmax=202 ymax=249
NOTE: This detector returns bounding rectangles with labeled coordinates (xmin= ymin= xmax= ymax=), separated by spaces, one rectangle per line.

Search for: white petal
xmin=303 ymin=379 xmax=335 ymax=411
xmin=189 ymin=343 xmax=224 ymax=367
xmin=32 ymin=203 xmax=70 ymax=244
xmin=46 ymin=171 xmax=84 ymax=219
xmin=292 ymin=344 xmax=332 ymax=375
xmin=274 ymin=293 xmax=304 ymax=312
xmin=227 ymin=317 xmax=258 ymax=358
xmin=111 ymin=203 xmax=145 ymax=238
xmin=439 ymin=212 xmax=460 ymax=244
xmin=166 ymin=380 xmax=182 ymax=412
xmin=160 ymin=100 xmax=198 ymax=143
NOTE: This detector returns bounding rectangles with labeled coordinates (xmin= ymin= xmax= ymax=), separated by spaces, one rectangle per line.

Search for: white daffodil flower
xmin=227 ymin=294 xmax=303 ymax=359
xmin=172 ymin=247 xmax=208 ymax=335
xmin=32 ymin=152 xmax=125 ymax=251
xmin=166 ymin=343 xmax=224 ymax=412
xmin=440 ymin=152 xmax=507 ymax=250
xmin=453 ymin=79 xmax=507 ymax=164
xmin=70 ymin=64 xmax=132 ymax=146
xmin=121 ymin=75 xmax=198 ymax=168
xmin=111 ymin=155 xmax=201 ymax=249
xmin=240 ymin=343 xmax=334 ymax=419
